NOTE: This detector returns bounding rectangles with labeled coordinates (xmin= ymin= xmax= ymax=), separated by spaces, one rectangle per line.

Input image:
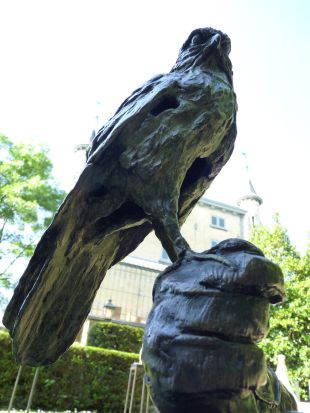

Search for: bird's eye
xmin=191 ymin=33 xmax=202 ymax=46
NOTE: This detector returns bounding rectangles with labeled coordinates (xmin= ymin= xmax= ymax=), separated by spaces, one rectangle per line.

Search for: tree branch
xmin=0 ymin=242 xmax=32 ymax=278
xmin=0 ymin=219 xmax=7 ymax=242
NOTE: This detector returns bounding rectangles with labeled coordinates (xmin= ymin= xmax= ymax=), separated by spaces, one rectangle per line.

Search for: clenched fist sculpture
xmin=142 ymin=239 xmax=298 ymax=413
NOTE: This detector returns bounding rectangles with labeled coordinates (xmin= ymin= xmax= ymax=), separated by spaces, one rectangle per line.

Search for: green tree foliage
xmin=0 ymin=134 xmax=66 ymax=297
xmin=250 ymin=216 xmax=310 ymax=399
xmin=88 ymin=321 xmax=144 ymax=353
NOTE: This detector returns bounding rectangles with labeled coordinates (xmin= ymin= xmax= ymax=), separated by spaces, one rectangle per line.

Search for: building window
xmin=210 ymin=240 xmax=219 ymax=248
xmin=211 ymin=215 xmax=226 ymax=229
xmin=160 ymin=248 xmax=171 ymax=263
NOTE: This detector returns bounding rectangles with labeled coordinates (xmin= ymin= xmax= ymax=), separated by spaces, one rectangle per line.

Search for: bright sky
xmin=0 ymin=0 xmax=309 ymax=252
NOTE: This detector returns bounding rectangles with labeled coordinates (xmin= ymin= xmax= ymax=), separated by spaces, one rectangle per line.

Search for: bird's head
xmin=171 ymin=28 xmax=233 ymax=84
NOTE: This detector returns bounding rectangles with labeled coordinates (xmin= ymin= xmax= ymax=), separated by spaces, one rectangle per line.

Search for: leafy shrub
xmin=87 ymin=321 xmax=144 ymax=354
xmin=0 ymin=332 xmax=139 ymax=413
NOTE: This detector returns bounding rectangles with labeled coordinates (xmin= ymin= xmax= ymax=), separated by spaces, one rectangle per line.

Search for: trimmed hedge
xmin=87 ymin=321 xmax=144 ymax=354
xmin=0 ymin=331 xmax=139 ymax=413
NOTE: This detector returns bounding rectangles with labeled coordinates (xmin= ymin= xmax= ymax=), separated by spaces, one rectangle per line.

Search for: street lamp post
xmin=103 ymin=298 xmax=116 ymax=320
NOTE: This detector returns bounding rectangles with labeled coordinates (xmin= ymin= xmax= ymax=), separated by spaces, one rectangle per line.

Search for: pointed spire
xmin=237 ymin=152 xmax=263 ymax=239
xmin=89 ymin=101 xmax=102 ymax=142
xmin=238 ymin=152 xmax=263 ymax=204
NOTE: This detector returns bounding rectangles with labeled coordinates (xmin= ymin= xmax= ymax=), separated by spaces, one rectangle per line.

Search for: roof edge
xmin=200 ymin=197 xmax=247 ymax=215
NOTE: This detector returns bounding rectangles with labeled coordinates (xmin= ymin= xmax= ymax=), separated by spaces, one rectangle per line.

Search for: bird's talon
xmin=180 ymin=250 xmax=233 ymax=267
xmin=179 ymin=249 xmax=195 ymax=261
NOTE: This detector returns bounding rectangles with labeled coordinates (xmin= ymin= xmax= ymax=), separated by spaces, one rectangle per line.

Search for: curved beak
xmin=209 ymin=33 xmax=222 ymax=50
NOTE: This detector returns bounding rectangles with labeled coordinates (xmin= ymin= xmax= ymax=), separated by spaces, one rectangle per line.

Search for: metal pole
xmin=139 ymin=377 xmax=145 ymax=413
xmin=148 ymin=389 xmax=160 ymax=413
xmin=129 ymin=364 xmax=138 ymax=413
xmin=26 ymin=367 xmax=40 ymax=413
xmin=124 ymin=366 xmax=133 ymax=413
xmin=8 ymin=365 xmax=23 ymax=413
xmin=145 ymin=386 xmax=150 ymax=413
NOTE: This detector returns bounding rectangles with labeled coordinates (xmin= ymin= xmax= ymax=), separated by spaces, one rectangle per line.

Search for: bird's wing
xmin=109 ymin=119 xmax=237 ymax=266
xmin=3 ymin=171 xmax=148 ymax=365
xmin=2 ymin=73 xmax=188 ymax=366
xmin=3 ymin=69 xmax=237 ymax=366
xmin=86 ymin=74 xmax=164 ymax=161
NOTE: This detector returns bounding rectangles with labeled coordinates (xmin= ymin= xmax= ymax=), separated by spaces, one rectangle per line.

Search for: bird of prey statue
xmin=4 ymin=27 xmax=237 ymax=366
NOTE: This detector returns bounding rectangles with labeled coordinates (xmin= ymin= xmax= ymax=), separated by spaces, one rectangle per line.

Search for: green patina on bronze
xmin=4 ymin=28 xmax=237 ymax=366
xmin=142 ymin=239 xmax=298 ymax=413
xmin=3 ymin=27 xmax=299 ymax=413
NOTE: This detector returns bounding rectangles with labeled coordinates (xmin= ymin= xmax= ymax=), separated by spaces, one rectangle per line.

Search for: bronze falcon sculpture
xmin=4 ymin=27 xmax=237 ymax=366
